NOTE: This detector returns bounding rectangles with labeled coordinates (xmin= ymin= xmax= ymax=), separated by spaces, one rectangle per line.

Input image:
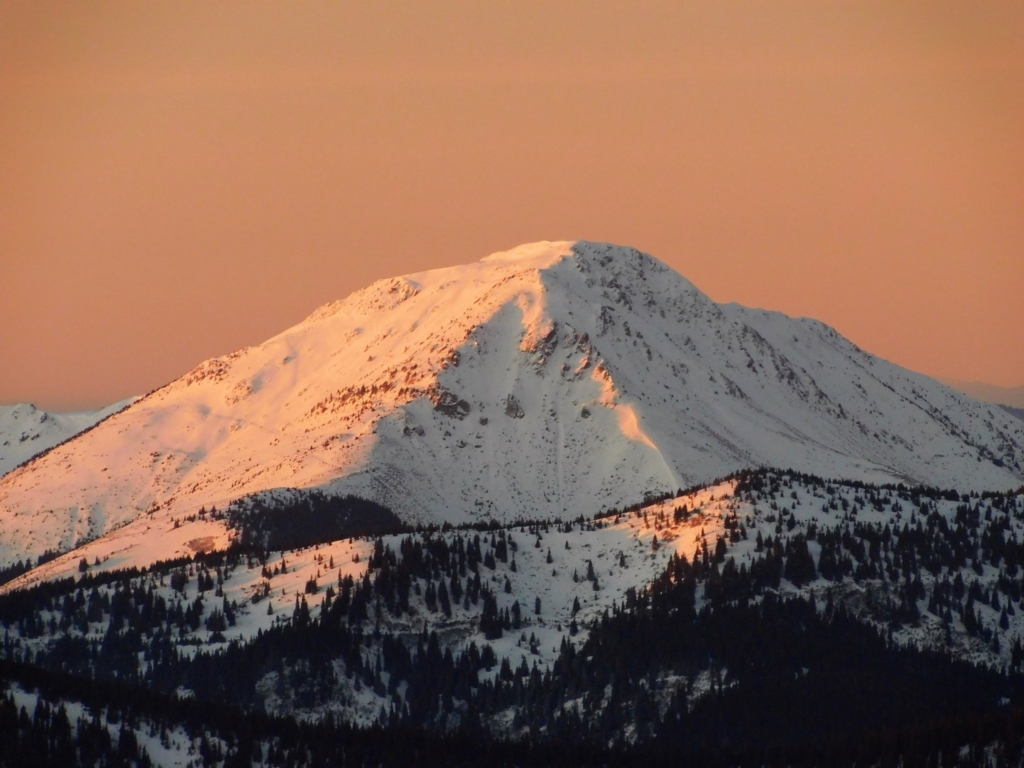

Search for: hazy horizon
xmin=2 ymin=3 xmax=1022 ymax=410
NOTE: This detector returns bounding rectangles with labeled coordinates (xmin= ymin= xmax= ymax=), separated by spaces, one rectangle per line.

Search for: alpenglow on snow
xmin=0 ymin=241 xmax=1021 ymax=571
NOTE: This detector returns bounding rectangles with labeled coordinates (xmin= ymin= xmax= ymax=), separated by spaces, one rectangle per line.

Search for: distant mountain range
xmin=938 ymin=376 xmax=1024 ymax=420
xmin=0 ymin=399 xmax=135 ymax=477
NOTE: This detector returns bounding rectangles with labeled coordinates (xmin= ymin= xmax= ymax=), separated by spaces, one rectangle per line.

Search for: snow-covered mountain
xmin=0 ymin=399 xmax=135 ymax=477
xmin=0 ymin=241 xmax=1022 ymax=571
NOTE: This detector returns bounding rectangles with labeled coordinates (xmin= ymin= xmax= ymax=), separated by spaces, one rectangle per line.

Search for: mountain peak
xmin=479 ymin=239 xmax=575 ymax=264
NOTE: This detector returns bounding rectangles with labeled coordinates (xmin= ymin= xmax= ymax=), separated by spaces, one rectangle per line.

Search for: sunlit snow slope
xmin=0 ymin=400 xmax=134 ymax=477
xmin=1 ymin=241 xmax=1022 ymax=569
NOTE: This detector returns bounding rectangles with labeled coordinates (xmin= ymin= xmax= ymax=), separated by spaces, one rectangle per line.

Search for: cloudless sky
xmin=1 ymin=2 xmax=1022 ymax=410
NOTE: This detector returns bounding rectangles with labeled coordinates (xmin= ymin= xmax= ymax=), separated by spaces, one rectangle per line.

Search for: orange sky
xmin=1 ymin=2 xmax=1022 ymax=411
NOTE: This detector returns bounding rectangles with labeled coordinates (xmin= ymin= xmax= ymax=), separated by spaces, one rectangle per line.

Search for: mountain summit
xmin=1 ymin=241 xmax=1021 ymax=569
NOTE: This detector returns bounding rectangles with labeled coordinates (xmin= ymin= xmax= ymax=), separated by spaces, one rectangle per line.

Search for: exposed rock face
xmin=504 ymin=395 xmax=525 ymax=419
